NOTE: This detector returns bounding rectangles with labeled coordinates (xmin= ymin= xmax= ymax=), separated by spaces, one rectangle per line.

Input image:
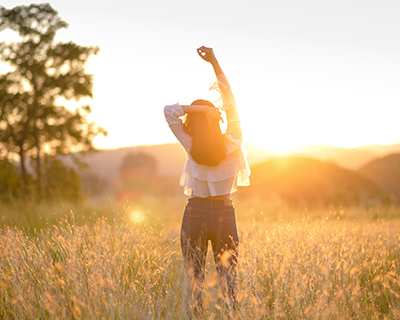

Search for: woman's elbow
xmin=163 ymin=105 xmax=170 ymax=117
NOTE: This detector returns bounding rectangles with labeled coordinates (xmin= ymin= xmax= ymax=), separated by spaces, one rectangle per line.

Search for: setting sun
xmin=47 ymin=0 xmax=399 ymax=152
xmin=2 ymin=0 xmax=399 ymax=152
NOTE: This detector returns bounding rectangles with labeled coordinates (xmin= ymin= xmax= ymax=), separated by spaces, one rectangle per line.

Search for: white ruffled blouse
xmin=164 ymin=73 xmax=250 ymax=197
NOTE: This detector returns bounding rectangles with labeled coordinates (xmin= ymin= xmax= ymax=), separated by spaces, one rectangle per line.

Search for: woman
xmin=164 ymin=46 xmax=250 ymax=315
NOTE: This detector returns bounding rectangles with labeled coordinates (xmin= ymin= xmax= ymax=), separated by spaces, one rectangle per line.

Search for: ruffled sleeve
xmin=209 ymin=73 xmax=237 ymax=112
xmin=210 ymin=73 xmax=242 ymax=154
xmin=164 ymin=103 xmax=185 ymax=126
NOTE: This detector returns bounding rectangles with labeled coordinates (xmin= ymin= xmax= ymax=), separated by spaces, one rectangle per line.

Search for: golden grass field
xmin=1 ymin=200 xmax=400 ymax=319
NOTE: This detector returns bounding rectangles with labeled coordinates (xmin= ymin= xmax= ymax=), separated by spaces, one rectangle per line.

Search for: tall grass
xmin=1 ymin=207 xmax=400 ymax=319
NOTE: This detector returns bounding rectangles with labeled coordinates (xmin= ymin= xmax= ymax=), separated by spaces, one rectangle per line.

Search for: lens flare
xmin=130 ymin=210 xmax=145 ymax=224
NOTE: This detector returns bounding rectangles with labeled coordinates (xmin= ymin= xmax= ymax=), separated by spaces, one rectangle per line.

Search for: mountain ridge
xmin=240 ymin=155 xmax=380 ymax=206
xmin=77 ymin=142 xmax=400 ymax=202
xmin=83 ymin=142 xmax=400 ymax=180
xmin=358 ymin=153 xmax=400 ymax=200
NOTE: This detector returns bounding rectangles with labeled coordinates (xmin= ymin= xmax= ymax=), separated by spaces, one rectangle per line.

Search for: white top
xmin=164 ymin=73 xmax=250 ymax=197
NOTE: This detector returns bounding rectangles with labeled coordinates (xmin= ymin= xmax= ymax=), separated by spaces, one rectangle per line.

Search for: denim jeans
xmin=180 ymin=197 xmax=239 ymax=314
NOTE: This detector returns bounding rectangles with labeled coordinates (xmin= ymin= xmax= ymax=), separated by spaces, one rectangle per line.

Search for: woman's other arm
xmin=164 ymin=103 xmax=220 ymax=150
xmin=164 ymin=103 xmax=191 ymax=151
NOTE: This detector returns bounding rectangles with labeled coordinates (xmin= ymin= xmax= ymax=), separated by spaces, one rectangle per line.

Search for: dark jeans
xmin=180 ymin=198 xmax=239 ymax=314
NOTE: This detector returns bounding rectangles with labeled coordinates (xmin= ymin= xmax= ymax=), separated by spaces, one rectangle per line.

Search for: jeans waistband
xmin=188 ymin=197 xmax=232 ymax=208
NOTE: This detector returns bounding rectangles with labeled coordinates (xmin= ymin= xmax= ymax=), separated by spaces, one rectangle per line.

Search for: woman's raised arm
xmin=197 ymin=46 xmax=242 ymax=141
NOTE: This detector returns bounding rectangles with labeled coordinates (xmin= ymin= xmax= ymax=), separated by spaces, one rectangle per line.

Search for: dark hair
xmin=183 ymin=99 xmax=226 ymax=166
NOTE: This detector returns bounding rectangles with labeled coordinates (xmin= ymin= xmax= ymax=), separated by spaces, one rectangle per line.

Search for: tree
xmin=0 ymin=159 xmax=22 ymax=202
xmin=120 ymin=152 xmax=158 ymax=175
xmin=42 ymin=156 xmax=82 ymax=202
xmin=80 ymin=171 xmax=108 ymax=198
xmin=0 ymin=3 xmax=106 ymax=199
xmin=117 ymin=152 xmax=160 ymax=202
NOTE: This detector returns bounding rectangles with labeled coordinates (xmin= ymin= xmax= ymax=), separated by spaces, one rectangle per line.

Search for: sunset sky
xmin=2 ymin=0 xmax=399 ymax=153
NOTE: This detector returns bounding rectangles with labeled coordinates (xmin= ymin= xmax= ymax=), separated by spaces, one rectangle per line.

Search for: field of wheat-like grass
xmin=1 ymin=209 xmax=400 ymax=319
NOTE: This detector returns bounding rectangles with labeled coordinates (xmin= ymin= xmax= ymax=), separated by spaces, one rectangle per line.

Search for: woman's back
xmin=164 ymin=72 xmax=250 ymax=198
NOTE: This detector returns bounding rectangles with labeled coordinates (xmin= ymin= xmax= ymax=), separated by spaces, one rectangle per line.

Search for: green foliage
xmin=0 ymin=3 xmax=106 ymax=201
xmin=80 ymin=171 xmax=108 ymax=198
xmin=42 ymin=156 xmax=82 ymax=202
xmin=0 ymin=159 xmax=21 ymax=201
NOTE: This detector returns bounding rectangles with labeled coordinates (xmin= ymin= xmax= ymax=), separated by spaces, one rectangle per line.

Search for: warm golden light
xmin=130 ymin=210 xmax=145 ymax=224
xmin=241 ymin=118 xmax=301 ymax=154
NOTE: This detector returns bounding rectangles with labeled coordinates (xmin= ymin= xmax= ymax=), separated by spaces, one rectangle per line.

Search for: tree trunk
xmin=18 ymin=146 xmax=29 ymax=198
xmin=35 ymin=144 xmax=42 ymax=200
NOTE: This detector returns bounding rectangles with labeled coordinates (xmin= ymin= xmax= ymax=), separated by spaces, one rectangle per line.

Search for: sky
xmin=1 ymin=0 xmax=399 ymax=153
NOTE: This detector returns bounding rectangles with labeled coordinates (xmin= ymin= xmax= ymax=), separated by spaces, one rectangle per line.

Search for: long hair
xmin=183 ymin=99 xmax=226 ymax=166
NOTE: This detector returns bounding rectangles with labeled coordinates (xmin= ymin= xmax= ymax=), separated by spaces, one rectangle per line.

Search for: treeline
xmin=0 ymin=157 xmax=81 ymax=203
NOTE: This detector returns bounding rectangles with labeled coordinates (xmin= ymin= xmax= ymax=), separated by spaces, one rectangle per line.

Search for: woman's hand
xmin=197 ymin=46 xmax=223 ymax=76
xmin=197 ymin=46 xmax=216 ymax=63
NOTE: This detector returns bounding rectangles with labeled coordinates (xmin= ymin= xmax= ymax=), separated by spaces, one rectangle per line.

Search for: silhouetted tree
xmin=0 ymin=159 xmax=22 ymax=202
xmin=117 ymin=152 xmax=160 ymax=202
xmin=0 ymin=3 xmax=106 ymax=199
xmin=80 ymin=171 xmax=108 ymax=198
xmin=120 ymin=152 xmax=158 ymax=175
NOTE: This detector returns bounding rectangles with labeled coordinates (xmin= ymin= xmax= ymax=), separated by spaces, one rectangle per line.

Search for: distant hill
xmin=287 ymin=144 xmax=400 ymax=169
xmin=358 ymin=153 xmax=400 ymax=200
xmin=81 ymin=143 xmax=400 ymax=183
xmin=77 ymin=142 xmax=275 ymax=183
xmin=241 ymin=156 xmax=380 ymax=206
xmin=80 ymin=143 xmax=186 ymax=182
xmin=74 ymin=143 xmax=399 ymax=203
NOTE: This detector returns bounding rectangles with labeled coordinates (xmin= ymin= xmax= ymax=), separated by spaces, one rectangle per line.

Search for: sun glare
xmin=130 ymin=210 xmax=145 ymax=224
xmin=242 ymin=125 xmax=301 ymax=154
